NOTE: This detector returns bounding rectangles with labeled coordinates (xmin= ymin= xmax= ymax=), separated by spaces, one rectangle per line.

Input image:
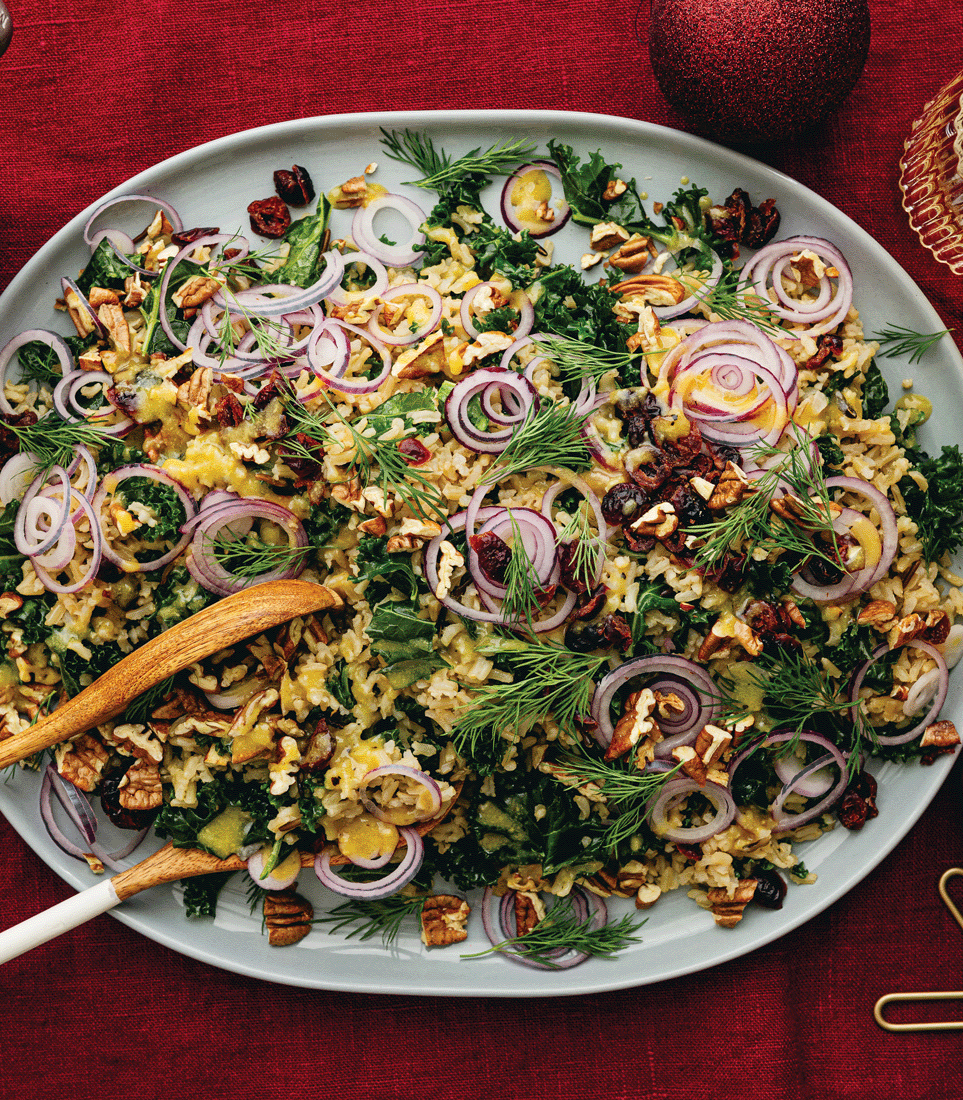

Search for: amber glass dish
xmin=900 ymin=69 xmax=963 ymax=275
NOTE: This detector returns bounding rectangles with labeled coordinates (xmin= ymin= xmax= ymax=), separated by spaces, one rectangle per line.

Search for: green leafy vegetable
xmin=899 ymin=443 xmax=963 ymax=562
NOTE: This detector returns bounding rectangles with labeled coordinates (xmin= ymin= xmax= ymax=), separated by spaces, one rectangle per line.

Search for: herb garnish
xmin=872 ymin=323 xmax=951 ymax=364
xmin=380 ymin=129 xmax=536 ymax=192
xmin=281 ymin=392 xmax=447 ymax=521
xmin=3 ymin=415 xmax=115 ymax=472
xmin=313 ymin=892 xmax=427 ymax=946
xmin=529 ymin=333 xmax=639 ymax=388
xmin=483 ymin=402 xmax=593 ymax=484
xmin=688 ymin=430 xmax=841 ymax=573
xmin=693 ymin=267 xmax=784 ymax=336
xmin=450 ymin=639 xmax=609 ymax=772
xmin=461 ymin=892 xmax=645 ymax=966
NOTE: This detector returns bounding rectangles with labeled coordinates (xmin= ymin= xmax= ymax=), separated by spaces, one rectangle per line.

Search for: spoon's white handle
xmin=0 ymin=879 xmax=120 ymax=963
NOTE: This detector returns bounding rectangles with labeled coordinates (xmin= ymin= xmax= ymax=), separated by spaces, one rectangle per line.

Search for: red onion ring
xmin=92 ymin=464 xmax=197 ymax=572
xmin=313 ymin=827 xmax=424 ymax=899
xmin=367 ymin=282 xmax=443 ymax=346
xmin=499 ymin=161 xmax=572 ymax=239
xmin=307 ymin=319 xmax=391 ymax=395
xmin=0 ymin=329 xmax=76 ymax=416
xmin=246 ymin=848 xmax=300 ymax=891
xmin=82 ymin=193 xmax=183 ymax=249
xmin=589 ymin=655 xmax=720 ymax=755
xmin=740 ymin=236 xmax=854 ymax=336
xmin=444 ymin=367 xmax=539 ymax=453
xmin=224 ymin=250 xmax=346 ymax=319
xmin=325 ymin=251 xmax=389 ymax=307
xmin=648 ymin=777 xmax=737 ymax=843
xmin=849 ymin=641 xmax=949 ymax=746
xmin=479 ymin=884 xmax=607 ymax=969
xmin=359 ymin=764 xmax=443 ymax=825
xmin=186 ymin=497 xmax=307 ymax=595
xmin=31 ymin=488 xmax=103 ymax=594
xmin=351 ymin=194 xmax=427 ymax=268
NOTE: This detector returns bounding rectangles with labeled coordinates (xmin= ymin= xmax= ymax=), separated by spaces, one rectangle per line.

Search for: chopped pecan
xmin=889 ymin=609 xmax=951 ymax=649
xmin=705 ymin=461 xmax=751 ymax=511
xmin=87 ymin=286 xmax=120 ymax=308
xmin=513 ymin=891 xmax=543 ymax=936
xmin=58 ymin=734 xmax=110 ymax=792
xmin=118 ymin=759 xmax=163 ymax=812
xmin=0 ymin=591 xmax=23 ymax=617
xmin=628 ymin=501 xmax=678 ymax=540
xmin=264 ymin=890 xmax=314 ymax=946
xmin=921 ymin=719 xmax=960 ymax=750
xmin=332 ymin=175 xmax=368 ymax=207
xmin=358 ymin=515 xmax=387 ymax=536
xmin=607 ymin=687 xmax=660 ymax=762
xmin=420 ymin=894 xmax=471 ymax=946
xmin=610 ymin=272 xmax=687 ymax=304
xmin=857 ymin=599 xmax=897 ymax=627
xmin=707 ymin=879 xmax=758 ymax=928
xmin=607 ymin=235 xmax=659 ymax=274
xmin=635 ymin=883 xmax=662 ymax=910
xmin=673 ymin=744 xmax=707 ymax=786
xmin=602 ymin=178 xmax=628 ymax=201
xmin=590 ymin=221 xmax=631 ymax=252
xmin=172 ymin=276 xmax=221 ymax=311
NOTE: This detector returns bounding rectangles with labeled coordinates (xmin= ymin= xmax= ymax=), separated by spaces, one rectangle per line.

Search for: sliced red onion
xmin=307 ymin=319 xmax=391 ymax=395
xmin=351 ymin=194 xmax=427 ymax=268
xmin=740 ymin=236 xmax=854 ymax=337
xmin=246 ymin=847 xmax=300 ymax=891
xmin=359 ymin=764 xmax=443 ymax=825
xmin=790 ymin=476 xmax=898 ymax=603
xmin=31 ymin=488 xmax=103 ymax=594
xmin=39 ymin=766 xmax=148 ymax=874
xmin=92 ymin=464 xmax=197 ymax=572
xmin=762 ymin=732 xmax=850 ymax=832
xmin=156 ymin=234 xmax=238 ymax=352
xmin=652 ymin=248 xmax=724 ymax=321
xmin=647 ymin=777 xmax=737 ymax=844
xmin=444 ymin=367 xmax=539 ymax=453
xmin=479 ymin=884 xmax=606 ymax=969
xmin=773 ymin=751 xmax=837 ymax=798
xmin=0 ymin=451 xmax=40 ymax=505
xmin=82 ymin=193 xmax=183 ymax=249
xmin=186 ymin=497 xmax=307 ymax=595
xmin=589 ymin=655 xmax=720 ymax=755
xmin=367 ymin=282 xmax=443 ymax=346
xmin=0 ymin=329 xmax=76 ymax=415
xmin=314 ymin=826 xmax=424 ymax=900
xmin=224 ymin=250 xmax=346 ymax=319
xmin=14 ymin=466 xmax=71 ymax=558
xmin=60 ymin=278 xmax=106 ymax=341
xmin=849 ymin=641 xmax=949 ymax=746
xmin=325 ymin=251 xmax=389 ymax=307
xmin=500 ymin=161 xmax=572 ymax=239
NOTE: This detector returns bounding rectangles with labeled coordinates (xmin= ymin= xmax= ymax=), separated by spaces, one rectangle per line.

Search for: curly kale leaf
xmin=861 ymin=361 xmax=890 ymax=420
xmin=899 ymin=444 xmax=963 ymax=562
xmin=547 ymin=140 xmax=718 ymax=264
xmin=182 ymin=872 xmax=235 ymax=919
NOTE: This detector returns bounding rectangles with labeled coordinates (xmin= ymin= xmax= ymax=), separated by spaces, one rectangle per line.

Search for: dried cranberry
xmin=100 ymin=770 xmax=159 ymax=831
xmin=602 ymin=612 xmax=633 ymax=652
xmin=469 ymin=531 xmax=511 ymax=584
xmin=628 ymin=453 xmax=669 ymax=496
xmin=837 ymin=770 xmax=879 ymax=830
xmin=247 ymin=196 xmax=291 ymax=238
xmin=171 ymin=226 xmax=221 ymax=245
xmin=601 ymin=482 xmax=650 ymax=526
xmin=214 ymin=391 xmax=245 ymax=428
xmin=804 ymin=333 xmax=844 ymax=371
xmin=675 ymin=843 xmax=702 ymax=861
xmin=572 ymin=588 xmax=607 ymax=621
xmin=558 ymin=541 xmax=589 ymax=594
xmin=753 ymin=869 xmax=787 ymax=910
xmin=703 ymin=554 xmax=747 ymax=593
xmin=397 ymin=438 xmax=431 ymax=466
xmin=564 ymin=619 xmax=610 ymax=652
xmin=273 ymin=165 xmax=315 ymax=206
xmin=744 ymin=198 xmax=781 ymax=250
xmin=277 ymin=432 xmax=324 ymax=480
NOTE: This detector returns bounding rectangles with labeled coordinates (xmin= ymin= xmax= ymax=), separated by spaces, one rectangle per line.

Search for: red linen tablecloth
xmin=1 ymin=2 xmax=963 ymax=1097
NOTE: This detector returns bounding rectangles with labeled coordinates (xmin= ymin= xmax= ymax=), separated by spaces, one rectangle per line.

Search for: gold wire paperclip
xmin=874 ymin=868 xmax=963 ymax=1032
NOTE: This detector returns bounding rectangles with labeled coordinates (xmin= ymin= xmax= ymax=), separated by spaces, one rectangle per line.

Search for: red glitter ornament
xmin=649 ymin=0 xmax=871 ymax=144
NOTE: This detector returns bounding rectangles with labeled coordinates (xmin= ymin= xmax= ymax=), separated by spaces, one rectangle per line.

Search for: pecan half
xmin=420 ymin=895 xmax=471 ymax=946
xmin=264 ymin=890 xmax=314 ymax=946
xmin=707 ymin=879 xmax=758 ymax=928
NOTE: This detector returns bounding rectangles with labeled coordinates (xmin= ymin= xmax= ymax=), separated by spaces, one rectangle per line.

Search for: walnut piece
xmin=58 ymin=734 xmax=110 ymax=792
xmin=921 ymin=719 xmax=960 ymax=749
xmin=707 ymin=878 xmax=758 ymax=928
xmin=420 ymin=895 xmax=471 ymax=946
xmin=264 ymin=890 xmax=314 ymax=946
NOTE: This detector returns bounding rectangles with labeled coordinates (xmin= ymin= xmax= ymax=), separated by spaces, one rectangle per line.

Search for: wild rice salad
xmin=1 ymin=131 xmax=961 ymax=966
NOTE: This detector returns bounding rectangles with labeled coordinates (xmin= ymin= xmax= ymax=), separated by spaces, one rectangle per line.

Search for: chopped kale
xmin=861 ymin=361 xmax=890 ymax=419
xmin=899 ymin=443 xmax=963 ymax=562
xmin=182 ymin=872 xmax=236 ymax=919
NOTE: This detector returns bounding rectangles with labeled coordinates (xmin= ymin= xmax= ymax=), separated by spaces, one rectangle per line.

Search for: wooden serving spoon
xmin=0 ymin=578 xmax=342 ymax=770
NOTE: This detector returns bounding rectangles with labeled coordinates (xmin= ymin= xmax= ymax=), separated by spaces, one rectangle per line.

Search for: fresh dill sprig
xmin=549 ymin=746 xmax=681 ymax=850
xmin=529 ymin=333 xmax=639 ymax=387
xmin=872 ymin=323 xmax=951 ymax=365
xmin=483 ymin=402 xmax=593 ymax=484
xmin=282 ymin=392 xmax=447 ymax=521
xmin=207 ymin=532 xmax=315 ymax=579
xmin=688 ymin=429 xmax=841 ymax=573
xmin=4 ymin=415 xmax=116 ymax=471
xmin=500 ymin=512 xmax=543 ymax=630
xmin=461 ymin=892 xmax=645 ymax=966
xmin=749 ymin=649 xmax=870 ymax=776
xmin=379 ymin=128 xmax=536 ymax=191
xmin=450 ymin=640 xmax=609 ymax=769
xmin=555 ymin=505 xmax=603 ymax=594
xmin=313 ymin=892 xmax=427 ymax=946
xmin=122 ymin=673 xmax=178 ymax=724
xmin=692 ymin=268 xmax=784 ymax=336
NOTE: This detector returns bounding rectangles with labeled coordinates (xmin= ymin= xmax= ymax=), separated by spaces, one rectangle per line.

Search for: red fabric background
xmin=2 ymin=1 xmax=963 ymax=1097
